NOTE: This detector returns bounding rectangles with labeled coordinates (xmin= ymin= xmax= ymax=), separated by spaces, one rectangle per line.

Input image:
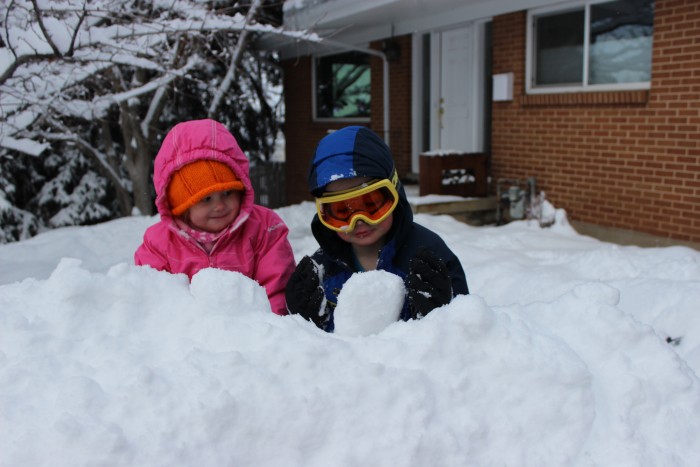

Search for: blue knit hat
xmin=308 ymin=126 xmax=396 ymax=197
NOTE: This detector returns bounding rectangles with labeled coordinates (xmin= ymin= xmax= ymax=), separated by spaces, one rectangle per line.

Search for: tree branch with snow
xmin=0 ymin=0 xmax=318 ymax=237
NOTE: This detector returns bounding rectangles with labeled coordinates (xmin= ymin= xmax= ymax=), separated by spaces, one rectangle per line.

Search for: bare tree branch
xmin=41 ymin=118 xmax=127 ymax=191
xmin=142 ymin=36 xmax=187 ymax=138
xmin=30 ymin=0 xmax=61 ymax=55
xmin=66 ymin=2 xmax=88 ymax=57
xmin=208 ymin=0 xmax=262 ymax=118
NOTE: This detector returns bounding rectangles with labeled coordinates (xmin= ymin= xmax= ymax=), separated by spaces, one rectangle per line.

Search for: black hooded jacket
xmin=306 ymin=126 xmax=469 ymax=331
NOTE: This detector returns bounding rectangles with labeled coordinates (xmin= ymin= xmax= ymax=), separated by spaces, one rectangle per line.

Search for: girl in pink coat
xmin=134 ymin=119 xmax=295 ymax=315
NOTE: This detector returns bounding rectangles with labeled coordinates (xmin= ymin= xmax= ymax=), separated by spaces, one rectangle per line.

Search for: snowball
xmin=190 ymin=268 xmax=271 ymax=316
xmin=333 ymin=270 xmax=405 ymax=337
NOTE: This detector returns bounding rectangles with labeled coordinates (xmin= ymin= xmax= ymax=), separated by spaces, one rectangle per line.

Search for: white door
xmin=431 ymin=24 xmax=483 ymax=153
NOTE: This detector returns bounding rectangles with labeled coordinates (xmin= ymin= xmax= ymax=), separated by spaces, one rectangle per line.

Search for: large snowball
xmin=333 ymin=270 xmax=405 ymax=337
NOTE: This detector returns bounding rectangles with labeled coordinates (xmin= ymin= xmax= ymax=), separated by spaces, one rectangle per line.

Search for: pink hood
xmin=154 ymin=119 xmax=255 ymax=219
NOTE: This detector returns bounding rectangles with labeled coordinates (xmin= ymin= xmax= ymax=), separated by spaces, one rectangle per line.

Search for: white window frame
xmin=311 ymin=51 xmax=372 ymax=123
xmin=525 ymin=0 xmax=653 ymax=94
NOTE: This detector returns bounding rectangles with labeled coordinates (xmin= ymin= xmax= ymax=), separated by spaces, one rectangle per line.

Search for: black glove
xmin=407 ymin=249 xmax=453 ymax=319
xmin=285 ymin=256 xmax=328 ymax=328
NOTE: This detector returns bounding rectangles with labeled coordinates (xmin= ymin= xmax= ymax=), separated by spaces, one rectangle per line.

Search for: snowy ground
xmin=1 ymin=200 xmax=700 ymax=466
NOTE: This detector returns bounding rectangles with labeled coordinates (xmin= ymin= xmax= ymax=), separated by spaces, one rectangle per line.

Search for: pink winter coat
xmin=134 ymin=119 xmax=295 ymax=315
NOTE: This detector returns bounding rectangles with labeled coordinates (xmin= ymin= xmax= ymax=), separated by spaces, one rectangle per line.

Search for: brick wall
xmin=282 ymin=35 xmax=413 ymax=205
xmin=281 ymin=55 xmax=326 ymax=205
xmin=370 ymin=35 xmax=414 ymax=179
xmin=491 ymin=0 xmax=700 ymax=243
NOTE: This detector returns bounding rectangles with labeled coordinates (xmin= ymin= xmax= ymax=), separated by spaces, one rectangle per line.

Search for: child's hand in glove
xmin=407 ymin=249 xmax=453 ymax=319
xmin=285 ymin=256 xmax=328 ymax=328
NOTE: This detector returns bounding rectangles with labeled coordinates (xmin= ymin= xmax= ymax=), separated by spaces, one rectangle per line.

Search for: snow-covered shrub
xmin=38 ymin=150 xmax=113 ymax=228
xmin=0 ymin=152 xmax=40 ymax=243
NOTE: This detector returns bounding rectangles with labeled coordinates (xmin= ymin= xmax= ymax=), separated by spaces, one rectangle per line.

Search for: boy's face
xmin=185 ymin=189 xmax=242 ymax=233
xmin=324 ymin=177 xmax=394 ymax=247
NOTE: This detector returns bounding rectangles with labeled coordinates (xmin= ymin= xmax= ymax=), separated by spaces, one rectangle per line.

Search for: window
xmin=527 ymin=0 xmax=654 ymax=93
xmin=314 ymin=51 xmax=371 ymax=120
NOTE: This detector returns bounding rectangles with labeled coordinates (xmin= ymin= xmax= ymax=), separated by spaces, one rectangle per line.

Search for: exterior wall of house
xmin=280 ymin=1 xmax=700 ymax=244
xmin=374 ymin=35 xmax=414 ymax=180
xmin=281 ymin=35 xmax=413 ymax=205
xmin=491 ymin=0 xmax=700 ymax=244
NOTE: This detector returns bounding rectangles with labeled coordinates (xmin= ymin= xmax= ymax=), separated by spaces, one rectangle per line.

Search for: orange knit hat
xmin=167 ymin=160 xmax=244 ymax=216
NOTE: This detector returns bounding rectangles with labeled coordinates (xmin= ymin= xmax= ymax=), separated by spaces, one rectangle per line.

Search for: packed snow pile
xmin=1 ymin=202 xmax=700 ymax=466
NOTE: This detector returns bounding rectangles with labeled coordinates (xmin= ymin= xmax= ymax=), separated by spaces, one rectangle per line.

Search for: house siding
xmin=282 ymin=35 xmax=413 ymax=205
xmin=280 ymin=0 xmax=700 ymax=244
xmin=491 ymin=0 xmax=700 ymax=243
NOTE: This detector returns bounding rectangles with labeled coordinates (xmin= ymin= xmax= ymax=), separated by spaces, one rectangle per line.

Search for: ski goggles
xmin=315 ymin=172 xmax=400 ymax=232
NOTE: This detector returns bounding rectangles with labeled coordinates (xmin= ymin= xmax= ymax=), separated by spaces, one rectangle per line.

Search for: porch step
xmin=408 ymin=195 xmax=498 ymax=226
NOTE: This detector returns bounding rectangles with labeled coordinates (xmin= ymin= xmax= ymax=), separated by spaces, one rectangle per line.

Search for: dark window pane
xmin=589 ymin=0 xmax=654 ymax=84
xmin=315 ymin=52 xmax=371 ymax=119
xmin=535 ymin=9 xmax=584 ymax=85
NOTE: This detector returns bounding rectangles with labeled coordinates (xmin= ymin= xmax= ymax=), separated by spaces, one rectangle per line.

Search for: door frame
xmin=411 ymin=20 xmax=489 ymax=173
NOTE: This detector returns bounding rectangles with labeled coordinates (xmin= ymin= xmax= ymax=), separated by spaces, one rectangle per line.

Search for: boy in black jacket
xmin=286 ymin=126 xmax=469 ymax=332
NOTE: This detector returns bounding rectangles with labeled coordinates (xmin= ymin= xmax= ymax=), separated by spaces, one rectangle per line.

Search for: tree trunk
xmin=120 ymin=109 xmax=155 ymax=216
xmin=131 ymin=144 xmax=155 ymax=216
xmin=98 ymin=121 xmax=133 ymax=216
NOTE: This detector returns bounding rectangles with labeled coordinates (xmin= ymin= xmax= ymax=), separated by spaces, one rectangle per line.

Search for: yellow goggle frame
xmin=315 ymin=172 xmax=400 ymax=232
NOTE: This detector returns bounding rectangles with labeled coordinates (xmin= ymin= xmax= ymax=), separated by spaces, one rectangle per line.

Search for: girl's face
xmin=184 ymin=190 xmax=242 ymax=233
xmin=324 ymin=177 xmax=394 ymax=248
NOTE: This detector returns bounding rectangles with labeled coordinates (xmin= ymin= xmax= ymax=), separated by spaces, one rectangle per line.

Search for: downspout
xmin=321 ymin=39 xmax=390 ymax=146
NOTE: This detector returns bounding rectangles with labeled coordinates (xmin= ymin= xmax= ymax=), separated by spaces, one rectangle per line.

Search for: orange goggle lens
xmin=316 ymin=179 xmax=399 ymax=232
